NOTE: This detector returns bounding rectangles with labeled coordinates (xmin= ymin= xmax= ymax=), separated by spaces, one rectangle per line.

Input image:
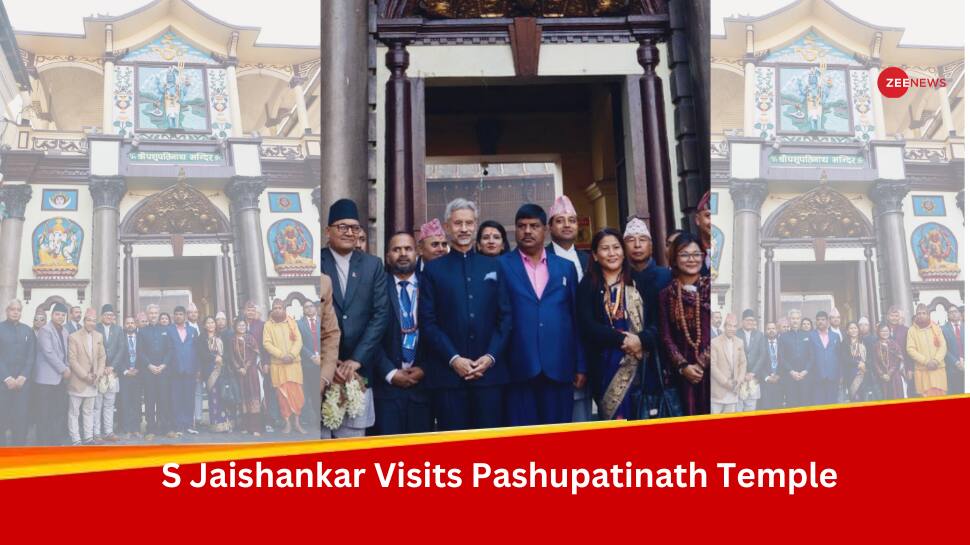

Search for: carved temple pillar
xmin=763 ymin=246 xmax=775 ymax=324
xmin=383 ymin=39 xmax=414 ymax=242
xmin=89 ymin=176 xmax=127 ymax=313
xmin=226 ymin=32 xmax=244 ymax=137
xmin=636 ymin=37 xmax=674 ymax=265
xmin=102 ymin=25 xmax=115 ymax=134
xmin=864 ymin=245 xmax=879 ymax=322
xmin=743 ymin=25 xmax=756 ymax=136
xmin=220 ymin=241 xmax=236 ymax=317
xmin=0 ymin=184 xmax=32 ymax=305
xmin=957 ymin=190 xmax=964 ymax=220
xmin=729 ymin=179 xmax=768 ymax=317
xmin=869 ymin=180 xmax=914 ymax=323
xmin=321 ymin=0 xmax=369 ymax=226
xmin=122 ymin=243 xmax=134 ymax=317
xmin=868 ymin=32 xmax=886 ymax=140
xmin=291 ymin=75 xmax=311 ymax=134
xmin=226 ymin=176 xmax=271 ymax=315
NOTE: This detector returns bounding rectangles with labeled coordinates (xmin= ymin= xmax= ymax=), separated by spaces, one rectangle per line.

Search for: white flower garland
xmin=321 ymin=374 xmax=367 ymax=430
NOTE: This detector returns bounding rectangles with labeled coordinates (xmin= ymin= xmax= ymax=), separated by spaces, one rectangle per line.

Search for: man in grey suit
xmin=34 ymin=302 xmax=72 ymax=445
xmin=320 ymin=199 xmax=389 ymax=439
xmin=739 ymin=309 xmax=767 ymax=412
xmin=94 ymin=304 xmax=124 ymax=442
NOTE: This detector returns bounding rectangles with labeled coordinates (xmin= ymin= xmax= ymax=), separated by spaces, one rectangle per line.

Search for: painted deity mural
xmin=778 ymin=67 xmax=850 ymax=133
xmin=268 ymin=219 xmax=315 ymax=277
xmin=111 ymin=31 xmax=240 ymax=135
xmin=138 ymin=65 xmax=207 ymax=130
xmin=753 ymin=66 xmax=776 ymax=139
xmin=710 ymin=225 xmax=724 ymax=281
xmin=762 ymin=31 xmax=861 ymax=67
xmin=911 ymin=222 xmax=961 ymax=281
xmin=32 ymin=218 xmax=84 ymax=278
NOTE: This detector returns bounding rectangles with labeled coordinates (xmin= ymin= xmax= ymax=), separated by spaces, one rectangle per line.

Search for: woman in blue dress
xmin=577 ymin=228 xmax=649 ymax=420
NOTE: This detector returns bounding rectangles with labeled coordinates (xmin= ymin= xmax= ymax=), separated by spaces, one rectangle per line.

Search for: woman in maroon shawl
xmin=228 ymin=317 xmax=263 ymax=436
xmin=658 ymin=232 xmax=711 ymax=415
xmin=872 ymin=322 xmax=906 ymax=400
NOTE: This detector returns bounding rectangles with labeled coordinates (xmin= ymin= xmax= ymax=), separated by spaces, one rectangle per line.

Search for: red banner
xmin=2 ymin=396 xmax=966 ymax=540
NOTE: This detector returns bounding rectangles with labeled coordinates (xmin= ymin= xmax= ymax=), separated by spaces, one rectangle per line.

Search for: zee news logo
xmin=878 ymin=66 xmax=947 ymax=99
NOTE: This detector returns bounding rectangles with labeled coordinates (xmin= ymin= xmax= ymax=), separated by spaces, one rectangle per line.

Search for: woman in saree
xmin=228 ymin=316 xmax=263 ymax=437
xmin=872 ymin=322 xmax=906 ymax=400
xmin=839 ymin=322 xmax=868 ymax=402
xmin=196 ymin=316 xmax=231 ymax=432
xmin=658 ymin=232 xmax=711 ymax=415
xmin=577 ymin=228 xmax=653 ymax=420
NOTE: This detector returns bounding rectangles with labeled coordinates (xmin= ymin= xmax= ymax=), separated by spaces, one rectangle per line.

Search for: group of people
xmin=710 ymin=303 xmax=965 ymax=413
xmin=0 ymin=297 xmax=323 ymax=446
xmin=319 ymin=192 xmax=713 ymax=437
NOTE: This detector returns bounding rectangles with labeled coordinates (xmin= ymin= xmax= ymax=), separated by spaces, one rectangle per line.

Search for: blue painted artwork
xmin=138 ymin=66 xmax=207 ymax=130
xmin=911 ymin=222 xmax=960 ymax=281
xmin=711 ymin=225 xmax=724 ymax=281
xmin=41 ymin=189 xmax=78 ymax=212
xmin=268 ymin=219 xmax=316 ymax=276
xmin=121 ymin=31 xmax=217 ymax=65
xmin=269 ymin=192 xmax=302 ymax=213
xmin=763 ymin=31 xmax=860 ymax=66
xmin=779 ymin=67 xmax=850 ymax=134
xmin=710 ymin=192 xmax=719 ymax=214
xmin=912 ymin=195 xmax=946 ymax=217
xmin=32 ymin=217 xmax=84 ymax=277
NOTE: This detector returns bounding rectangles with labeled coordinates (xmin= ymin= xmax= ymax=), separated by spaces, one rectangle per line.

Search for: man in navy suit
xmin=321 ymin=198 xmax=389 ymax=438
xmin=942 ymin=304 xmax=964 ymax=395
xmin=544 ymin=195 xmax=592 ymax=422
xmin=297 ymin=299 xmax=322 ymax=427
xmin=375 ymin=232 xmax=432 ymax=435
xmin=808 ymin=310 xmax=841 ymax=405
xmin=118 ymin=316 xmax=143 ymax=437
xmin=139 ymin=304 xmax=174 ymax=438
xmin=501 ymin=204 xmax=586 ymax=426
xmin=419 ymin=198 xmax=511 ymax=431
xmin=168 ymin=305 xmax=198 ymax=435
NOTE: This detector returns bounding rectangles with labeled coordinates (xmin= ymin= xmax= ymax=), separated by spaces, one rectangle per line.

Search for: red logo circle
xmin=878 ymin=67 xmax=909 ymax=99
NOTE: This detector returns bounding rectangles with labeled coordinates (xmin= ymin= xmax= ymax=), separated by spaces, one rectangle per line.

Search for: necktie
xmin=769 ymin=341 xmax=777 ymax=370
xmin=129 ymin=335 xmax=136 ymax=366
xmin=399 ymin=280 xmax=416 ymax=364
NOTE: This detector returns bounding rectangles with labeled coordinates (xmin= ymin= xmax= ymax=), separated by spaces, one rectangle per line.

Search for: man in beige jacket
xmin=67 ymin=309 xmax=106 ymax=445
xmin=711 ymin=313 xmax=746 ymax=414
xmin=320 ymin=274 xmax=340 ymax=393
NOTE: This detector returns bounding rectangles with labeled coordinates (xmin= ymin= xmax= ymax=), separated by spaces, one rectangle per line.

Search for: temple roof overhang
xmin=13 ymin=0 xmax=317 ymax=65
xmin=712 ymin=0 xmax=963 ymax=67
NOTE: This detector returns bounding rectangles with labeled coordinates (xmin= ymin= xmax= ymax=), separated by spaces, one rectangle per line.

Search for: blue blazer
xmin=808 ymin=330 xmax=841 ymax=381
xmin=942 ymin=322 xmax=964 ymax=366
xmin=167 ymin=325 xmax=198 ymax=375
xmin=297 ymin=317 xmax=320 ymax=368
xmin=498 ymin=251 xmax=586 ymax=384
xmin=779 ymin=330 xmax=811 ymax=373
xmin=418 ymin=249 xmax=511 ymax=389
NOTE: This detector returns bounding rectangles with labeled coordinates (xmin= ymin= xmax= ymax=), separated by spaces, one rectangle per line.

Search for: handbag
xmin=97 ymin=372 xmax=119 ymax=395
xmin=219 ymin=376 xmax=238 ymax=404
xmin=639 ymin=350 xmax=684 ymax=419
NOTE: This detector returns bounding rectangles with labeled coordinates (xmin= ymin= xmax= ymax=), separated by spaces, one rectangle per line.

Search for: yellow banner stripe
xmin=1 ymin=394 xmax=963 ymax=481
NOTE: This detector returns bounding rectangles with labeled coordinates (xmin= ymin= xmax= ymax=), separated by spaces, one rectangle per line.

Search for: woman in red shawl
xmin=872 ymin=322 xmax=906 ymax=400
xmin=658 ymin=231 xmax=711 ymax=415
xmin=228 ymin=317 xmax=263 ymax=436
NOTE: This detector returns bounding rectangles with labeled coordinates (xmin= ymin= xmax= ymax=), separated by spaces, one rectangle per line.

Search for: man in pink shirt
xmin=497 ymin=203 xmax=586 ymax=426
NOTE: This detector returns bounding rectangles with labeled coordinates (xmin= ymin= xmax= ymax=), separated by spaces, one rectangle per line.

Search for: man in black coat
xmin=320 ymin=199 xmax=389 ymax=438
xmin=0 ymin=300 xmax=35 ymax=446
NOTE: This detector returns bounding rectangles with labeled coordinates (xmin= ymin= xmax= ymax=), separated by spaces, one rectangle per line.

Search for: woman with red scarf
xmin=658 ymin=232 xmax=711 ymax=415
